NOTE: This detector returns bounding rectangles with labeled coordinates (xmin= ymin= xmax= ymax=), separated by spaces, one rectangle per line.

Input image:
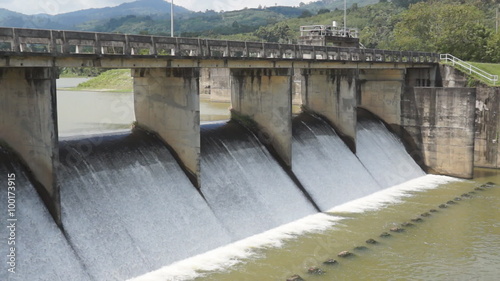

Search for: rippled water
xmin=173 ymin=172 xmax=499 ymax=281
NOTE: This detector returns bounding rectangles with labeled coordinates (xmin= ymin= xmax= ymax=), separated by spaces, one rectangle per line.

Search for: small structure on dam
xmin=298 ymin=21 xmax=360 ymax=48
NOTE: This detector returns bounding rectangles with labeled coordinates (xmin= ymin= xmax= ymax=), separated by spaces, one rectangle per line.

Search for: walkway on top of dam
xmin=0 ymin=27 xmax=438 ymax=69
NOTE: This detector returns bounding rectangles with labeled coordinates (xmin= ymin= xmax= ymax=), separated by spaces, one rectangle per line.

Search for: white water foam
xmin=129 ymin=174 xmax=462 ymax=281
xmin=329 ymin=174 xmax=462 ymax=213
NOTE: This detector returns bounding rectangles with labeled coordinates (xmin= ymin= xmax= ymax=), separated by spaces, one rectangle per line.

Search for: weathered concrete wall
xmin=301 ymin=69 xmax=358 ymax=151
xmin=199 ymin=68 xmax=231 ymax=102
xmin=230 ymin=68 xmax=292 ymax=167
xmin=474 ymin=86 xmax=500 ymax=168
xmin=439 ymin=64 xmax=468 ymax=88
xmin=405 ymin=67 xmax=439 ymax=87
xmin=292 ymin=69 xmax=302 ymax=106
xmin=0 ymin=67 xmax=60 ymax=224
xmin=358 ymin=69 xmax=405 ymax=125
xmin=402 ymin=87 xmax=476 ymax=178
xmin=133 ymin=68 xmax=200 ymax=186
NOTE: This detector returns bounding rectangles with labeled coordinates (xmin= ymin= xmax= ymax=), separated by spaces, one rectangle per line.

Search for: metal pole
xmin=344 ymin=0 xmax=347 ymax=37
xmin=496 ymin=7 xmax=498 ymax=34
xmin=171 ymin=0 xmax=174 ymax=37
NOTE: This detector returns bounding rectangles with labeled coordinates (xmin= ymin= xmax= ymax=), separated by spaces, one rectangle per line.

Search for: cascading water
xmin=200 ymin=121 xmax=318 ymax=240
xmin=0 ymin=148 xmax=91 ymax=281
xmin=292 ymin=113 xmax=383 ymax=210
xmin=1 ymin=114 xmax=427 ymax=281
xmin=356 ymin=118 xmax=425 ymax=187
xmin=57 ymin=130 xmax=232 ymax=280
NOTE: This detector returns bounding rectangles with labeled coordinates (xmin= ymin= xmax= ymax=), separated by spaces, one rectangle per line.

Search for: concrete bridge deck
xmin=0 ymin=27 xmax=438 ymax=69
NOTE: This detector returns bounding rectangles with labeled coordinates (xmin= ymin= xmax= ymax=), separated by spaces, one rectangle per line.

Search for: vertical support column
xmin=133 ymin=68 xmax=200 ymax=187
xmin=358 ymin=69 xmax=406 ymax=125
xmin=0 ymin=67 xmax=60 ymax=225
xmin=301 ymin=69 xmax=358 ymax=152
xmin=403 ymin=88 xmax=476 ymax=178
xmin=199 ymin=68 xmax=231 ymax=102
xmin=230 ymin=68 xmax=293 ymax=167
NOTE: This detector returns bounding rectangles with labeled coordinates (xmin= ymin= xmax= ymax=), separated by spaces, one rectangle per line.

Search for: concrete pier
xmin=359 ymin=69 xmax=406 ymax=126
xmin=301 ymin=69 xmax=358 ymax=151
xmin=0 ymin=67 xmax=60 ymax=224
xmin=402 ymin=87 xmax=476 ymax=178
xmin=230 ymin=68 xmax=293 ymax=167
xmin=133 ymin=68 xmax=201 ymax=187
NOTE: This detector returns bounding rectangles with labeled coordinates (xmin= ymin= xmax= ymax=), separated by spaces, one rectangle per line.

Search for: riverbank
xmin=59 ymin=69 xmax=133 ymax=92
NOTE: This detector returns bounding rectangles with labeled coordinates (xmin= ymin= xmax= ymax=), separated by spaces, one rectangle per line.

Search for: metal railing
xmin=440 ymin=53 xmax=498 ymax=85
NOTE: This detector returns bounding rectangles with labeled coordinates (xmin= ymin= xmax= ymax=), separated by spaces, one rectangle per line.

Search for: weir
xmin=0 ymin=27 xmax=488 ymax=280
xmin=0 ymin=114 xmax=428 ymax=281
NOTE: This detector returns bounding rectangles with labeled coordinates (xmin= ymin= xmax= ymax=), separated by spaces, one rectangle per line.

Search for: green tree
xmin=485 ymin=32 xmax=500 ymax=62
xmin=317 ymin=8 xmax=331 ymax=15
xmin=299 ymin=10 xmax=313 ymax=18
xmin=393 ymin=2 xmax=491 ymax=61
xmin=392 ymin=0 xmax=427 ymax=8
xmin=253 ymin=22 xmax=293 ymax=43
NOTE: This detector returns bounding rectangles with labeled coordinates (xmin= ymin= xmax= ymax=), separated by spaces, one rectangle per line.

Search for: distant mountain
xmin=302 ymin=0 xmax=380 ymax=11
xmin=0 ymin=0 xmax=191 ymax=30
xmin=0 ymin=8 xmax=67 ymax=29
xmin=53 ymin=0 xmax=191 ymax=28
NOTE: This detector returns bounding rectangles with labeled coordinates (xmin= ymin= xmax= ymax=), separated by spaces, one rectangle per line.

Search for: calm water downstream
xmin=54 ymin=78 xmax=499 ymax=281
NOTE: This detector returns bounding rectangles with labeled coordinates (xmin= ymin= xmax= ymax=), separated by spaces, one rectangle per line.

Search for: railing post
xmin=12 ymin=28 xmax=20 ymax=52
xmin=124 ymin=34 xmax=131 ymax=55
xmin=197 ymin=38 xmax=203 ymax=57
xmin=94 ymin=33 xmax=102 ymax=55
xmin=61 ymin=31 xmax=70 ymax=54
xmin=150 ymin=36 xmax=157 ymax=56
xmin=49 ymin=30 xmax=57 ymax=53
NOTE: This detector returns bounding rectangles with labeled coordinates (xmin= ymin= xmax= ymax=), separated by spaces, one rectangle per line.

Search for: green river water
xmin=188 ymin=170 xmax=499 ymax=281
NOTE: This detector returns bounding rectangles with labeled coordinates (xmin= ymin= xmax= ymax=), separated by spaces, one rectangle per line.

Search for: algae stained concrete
xmin=0 ymin=67 xmax=60 ymax=224
xmin=301 ymin=69 xmax=358 ymax=150
xmin=403 ymin=87 xmax=476 ymax=178
xmin=230 ymin=68 xmax=292 ymax=167
xmin=474 ymin=86 xmax=500 ymax=168
xmin=133 ymin=68 xmax=200 ymax=186
xmin=358 ymin=69 xmax=406 ymax=125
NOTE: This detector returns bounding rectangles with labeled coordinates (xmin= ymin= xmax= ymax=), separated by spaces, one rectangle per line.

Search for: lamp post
xmin=343 ymin=0 xmax=347 ymax=37
xmin=171 ymin=0 xmax=174 ymax=37
xmin=496 ymin=7 xmax=498 ymax=34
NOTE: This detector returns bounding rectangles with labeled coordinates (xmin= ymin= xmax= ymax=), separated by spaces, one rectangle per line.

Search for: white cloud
xmin=0 ymin=0 xmax=310 ymax=15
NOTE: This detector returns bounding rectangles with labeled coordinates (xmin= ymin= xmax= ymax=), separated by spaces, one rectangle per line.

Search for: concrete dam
xmin=0 ymin=27 xmax=491 ymax=280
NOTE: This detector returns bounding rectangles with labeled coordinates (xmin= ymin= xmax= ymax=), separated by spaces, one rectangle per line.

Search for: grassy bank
xmin=468 ymin=62 xmax=500 ymax=86
xmin=73 ymin=69 xmax=133 ymax=91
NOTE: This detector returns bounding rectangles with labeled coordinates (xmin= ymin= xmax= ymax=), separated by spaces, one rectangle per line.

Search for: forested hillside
xmin=0 ymin=0 xmax=499 ymax=62
xmin=224 ymin=0 xmax=500 ymax=62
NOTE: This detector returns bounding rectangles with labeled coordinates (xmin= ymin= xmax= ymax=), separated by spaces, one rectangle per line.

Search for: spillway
xmin=356 ymin=118 xmax=425 ymax=187
xmin=0 ymin=148 xmax=91 ymax=281
xmin=200 ymin=121 xmax=318 ymax=240
xmin=292 ymin=113 xmax=382 ymax=210
xmin=1 ymin=114 xmax=427 ymax=280
xmin=58 ymin=130 xmax=232 ymax=280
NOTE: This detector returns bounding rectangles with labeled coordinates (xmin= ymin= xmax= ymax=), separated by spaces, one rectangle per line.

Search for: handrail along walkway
xmin=440 ymin=53 xmax=498 ymax=85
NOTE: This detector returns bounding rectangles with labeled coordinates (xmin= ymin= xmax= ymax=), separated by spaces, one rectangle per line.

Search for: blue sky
xmin=0 ymin=0 xmax=311 ymax=15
